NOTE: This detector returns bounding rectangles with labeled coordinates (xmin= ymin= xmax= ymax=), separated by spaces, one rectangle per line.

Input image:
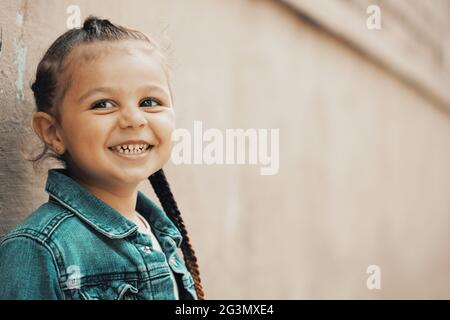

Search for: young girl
xmin=0 ymin=16 xmax=204 ymax=300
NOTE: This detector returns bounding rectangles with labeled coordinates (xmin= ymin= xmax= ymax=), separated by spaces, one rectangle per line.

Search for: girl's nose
xmin=118 ymin=106 xmax=147 ymax=129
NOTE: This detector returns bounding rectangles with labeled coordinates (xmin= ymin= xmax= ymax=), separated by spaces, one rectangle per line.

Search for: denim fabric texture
xmin=0 ymin=169 xmax=197 ymax=300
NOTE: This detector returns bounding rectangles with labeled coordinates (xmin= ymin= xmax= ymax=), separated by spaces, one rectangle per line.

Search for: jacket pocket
xmin=78 ymin=280 xmax=139 ymax=300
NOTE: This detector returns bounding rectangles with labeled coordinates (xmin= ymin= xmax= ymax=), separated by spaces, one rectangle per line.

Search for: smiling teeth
xmin=112 ymin=144 xmax=150 ymax=154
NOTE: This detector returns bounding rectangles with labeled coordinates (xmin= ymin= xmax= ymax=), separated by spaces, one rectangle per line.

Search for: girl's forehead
xmin=60 ymin=39 xmax=167 ymax=87
xmin=58 ymin=40 xmax=170 ymax=106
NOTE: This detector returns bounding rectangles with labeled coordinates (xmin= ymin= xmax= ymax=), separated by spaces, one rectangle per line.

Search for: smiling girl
xmin=0 ymin=16 xmax=204 ymax=300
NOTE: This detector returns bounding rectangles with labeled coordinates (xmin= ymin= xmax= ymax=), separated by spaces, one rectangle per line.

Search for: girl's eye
xmin=140 ymin=98 xmax=161 ymax=107
xmin=91 ymin=100 xmax=114 ymax=109
xmin=90 ymin=98 xmax=162 ymax=110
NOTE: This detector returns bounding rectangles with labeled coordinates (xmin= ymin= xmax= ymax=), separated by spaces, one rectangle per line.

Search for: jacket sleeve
xmin=0 ymin=236 xmax=65 ymax=300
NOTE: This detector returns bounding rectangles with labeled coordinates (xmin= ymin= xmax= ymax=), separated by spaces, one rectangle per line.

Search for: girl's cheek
xmin=151 ymin=109 xmax=175 ymax=143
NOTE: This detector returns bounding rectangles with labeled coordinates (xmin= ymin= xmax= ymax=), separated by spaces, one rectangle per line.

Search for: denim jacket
xmin=0 ymin=169 xmax=197 ymax=300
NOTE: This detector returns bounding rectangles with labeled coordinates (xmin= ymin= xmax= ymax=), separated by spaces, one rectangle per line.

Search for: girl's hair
xmin=29 ymin=15 xmax=205 ymax=299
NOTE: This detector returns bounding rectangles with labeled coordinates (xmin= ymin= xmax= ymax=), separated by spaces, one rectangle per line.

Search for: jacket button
xmin=167 ymin=238 xmax=176 ymax=247
xmin=141 ymin=246 xmax=151 ymax=253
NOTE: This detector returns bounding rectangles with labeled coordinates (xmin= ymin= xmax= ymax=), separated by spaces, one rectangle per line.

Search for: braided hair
xmin=29 ymin=15 xmax=205 ymax=299
xmin=149 ymin=169 xmax=205 ymax=299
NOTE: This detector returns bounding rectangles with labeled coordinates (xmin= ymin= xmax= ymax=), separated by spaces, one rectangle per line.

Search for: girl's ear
xmin=32 ymin=112 xmax=66 ymax=154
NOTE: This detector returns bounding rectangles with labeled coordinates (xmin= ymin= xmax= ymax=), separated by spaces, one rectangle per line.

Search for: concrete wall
xmin=0 ymin=0 xmax=449 ymax=299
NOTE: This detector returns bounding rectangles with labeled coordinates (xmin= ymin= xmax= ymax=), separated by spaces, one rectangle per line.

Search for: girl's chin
xmin=111 ymin=164 xmax=160 ymax=183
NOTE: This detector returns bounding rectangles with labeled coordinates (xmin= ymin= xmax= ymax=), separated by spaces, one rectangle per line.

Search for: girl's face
xmin=56 ymin=40 xmax=175 ymax=190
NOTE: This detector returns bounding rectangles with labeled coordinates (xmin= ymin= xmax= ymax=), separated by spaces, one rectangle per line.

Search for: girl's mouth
xmin=108 ymin=143 xmax=153 ymax=159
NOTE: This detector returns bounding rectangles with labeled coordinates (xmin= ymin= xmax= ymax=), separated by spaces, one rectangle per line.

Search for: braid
xmin=149 ymin=169 xmax=205 ymax=300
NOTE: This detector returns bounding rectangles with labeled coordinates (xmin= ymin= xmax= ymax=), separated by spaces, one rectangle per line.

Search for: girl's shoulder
xmin=0 ymin=200 xmax=70 ymax=299
xmin=1 ymin=200 xmax=76 ymax=246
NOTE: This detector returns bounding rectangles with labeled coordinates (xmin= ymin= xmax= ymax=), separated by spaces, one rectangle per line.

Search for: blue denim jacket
xmin=0 ymin=169 xmax=197 ymax=300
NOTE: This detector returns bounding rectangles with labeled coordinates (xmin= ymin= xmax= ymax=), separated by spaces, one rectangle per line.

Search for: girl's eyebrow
xmin=78 ymin=87 xmax=115 ymax=103
xmin=77 ymin=84 xmax=170 ymax=103
xmin=141 ymin=85 xmax=171 ymax=100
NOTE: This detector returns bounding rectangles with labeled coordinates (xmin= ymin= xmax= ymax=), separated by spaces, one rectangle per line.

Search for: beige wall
xmin=0 ymin=0 xmax=449 ymax=299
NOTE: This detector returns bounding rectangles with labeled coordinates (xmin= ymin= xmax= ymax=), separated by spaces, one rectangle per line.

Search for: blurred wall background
xmin=0 ymin=0 xmax=449 ymax=299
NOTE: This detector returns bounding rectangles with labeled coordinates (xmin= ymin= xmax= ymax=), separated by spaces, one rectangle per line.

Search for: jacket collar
xmin=45 ymin=169 xmax=182 ymax=246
